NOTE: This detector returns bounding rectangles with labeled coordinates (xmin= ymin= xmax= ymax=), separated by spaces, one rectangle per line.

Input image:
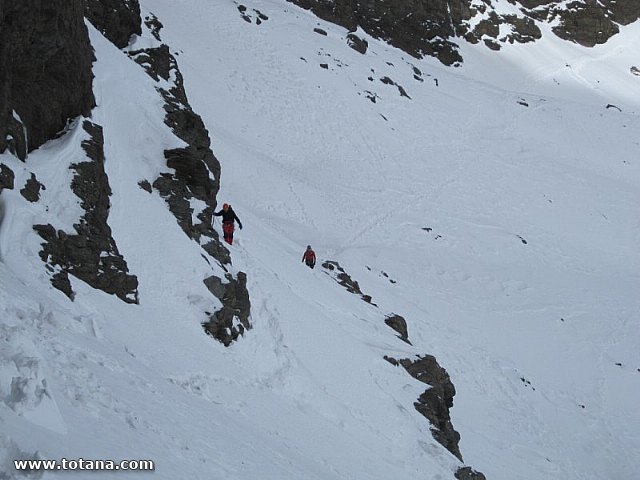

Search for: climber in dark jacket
xmin=213 ymin=203 xmax=242 ymax=245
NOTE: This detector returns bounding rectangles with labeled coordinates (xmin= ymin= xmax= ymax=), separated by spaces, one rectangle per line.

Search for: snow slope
xmin=1 ymin=0 xmax=639 ymax=479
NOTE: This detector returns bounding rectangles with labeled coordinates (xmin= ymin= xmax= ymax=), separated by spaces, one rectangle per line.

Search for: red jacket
xmin=302 ymin=249 xmax=316 ymax=264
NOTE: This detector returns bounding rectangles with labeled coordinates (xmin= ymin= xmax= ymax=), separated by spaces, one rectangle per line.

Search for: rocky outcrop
xmin=33 ymin=121 xmax=139 ymax=303
xmin=20 ymin=173 xmax=45 ymax=203
xmin=464 ymin=12 xmax=542 ymax=50
xmin=287 ymin=0 xmax=640 ymax=65
xmin=384 ymin=314 xmax=411 ymax=344
xmin=288 ymin=0 xmax=469 ymax=66
xmin=384 ymin=354 xmax=485 ymax=477
xmin=385 ymin=354 xmax=464 ymax=461
xmin=321 ymin=261 xmax=480 ymax=472
xmin=322 ymin=260 xmax=376 ymax=305
xmin=455 ymin=466 xmax=487 ymax=480
xmin=85 ymin=0 xmax=142 ymax=48
xmin=0 ymin=164 xmax=15 ymax=194
xmin=379 ymin=76 xmax=410 ymax=99
xmin=128 ymin=39 xmax=229 ymax=265
xmin=127 ymin=15 xmax=252 ymax=345
xmin=346 ymin=32 xmax=368 ymax=54
xmin=202 ymin=272 xmax=252 ymax=346
xmin=0 ymin=0 xmax=94 ymax=160
xmin=402 ymin=355 xmax=463 ymax=461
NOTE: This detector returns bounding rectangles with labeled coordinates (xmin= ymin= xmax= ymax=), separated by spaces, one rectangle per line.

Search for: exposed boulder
xmin=85 ymin=0 xmax=142 ymax=48
xmin=456 ymin=466 xmax=487 ymax=480
xmin=33 ymin=121 xmax=139 ymax=303
xmin=0 ymin=0 xmax=95 ymax=160
xmin=143 ymin=13 xmax=164 ymax=42
xmin=0 ymin=164 xmax=15 ymax=193
xmin=20 ymin=173 xmax=45 ymax=203
xmin=346 ymin=32 xmax=368 ymax=54
xmin=203 ymin=272 xmax=252 ymax=346
xmin=322 ymin=260 xmax=376 ymax=305
xmin=384 ymin=314 xmax=411 ymax=344
xmin=379 ymin=76 xmax=411 ymax=99
xmin=385 ymin=354 xmax=463 ymax=461
xmin=137 ymin=179 xmax=152 ymax=193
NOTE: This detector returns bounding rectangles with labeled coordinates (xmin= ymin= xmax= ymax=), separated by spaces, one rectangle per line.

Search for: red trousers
xmin=222 ymin=221 xmax=235 ymax=245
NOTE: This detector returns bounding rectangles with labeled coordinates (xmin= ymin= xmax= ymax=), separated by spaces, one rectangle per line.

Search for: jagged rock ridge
xmin=287 ymin=0 xmax=640 ymax=65
xmin=322 ymin=260 xmax=376 ymax=305
xmin=33 ymin=121 xmax=139 ymax=303
xmin=322 ymin=261 xmax=485 ymax=477
xmin=385 ymin=354 xmax=463 ymax=460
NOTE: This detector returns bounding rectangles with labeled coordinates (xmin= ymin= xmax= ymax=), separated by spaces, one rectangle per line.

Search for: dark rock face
xmin=85 ymin=0 xmax=142 ymax=49
xmin=550 ymin=1 xmax=618 ymax=47
xmin=288 ymin=0 xmax=468 ymax=66
xmin=385 ymin=354 xmax=463 ymax=461
xmin=524 ymin=0 xmax=638 ymax=47
xmin=236 ymin=5 xmax=269 ymax=25
xmin=465 ymin=12 xmax=541 ymax=49
xmin=379 ymin=76 xmax=410 ymax=98
xmin=138 ymin=179 xmax=152 ymax=193
xmin=203 ymin=272 xmax=252 ymax=346
xmin=288 ymin=0 xmax=640 ymax=64
xmin=0 ymin=164 xmax=15 ymax=194
xmin=0 ymin=0 xmax=95 ymax=160
xmin=346 ymin=32 xmax=368 ymax=54
xmin=384 ymin=314 xmax=411 ymax=344
xmin=401 ymin=355 xmax=463 ymax=461
xmin=33 ymin=121 xmax=139 ymax=303
xmin=144 ymin=13 xmax=163 ymax=42
xmin=385 ymin=353 xmax=486 ymax=477
xmin=20 ymin=173 xmax=45 ymax=203
xmin=455 ymin=466 xmax=487 ymax=480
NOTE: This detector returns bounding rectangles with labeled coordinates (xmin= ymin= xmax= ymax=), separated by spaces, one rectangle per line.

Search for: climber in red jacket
xmin=302 ymin=245 xmax=316 ymax=269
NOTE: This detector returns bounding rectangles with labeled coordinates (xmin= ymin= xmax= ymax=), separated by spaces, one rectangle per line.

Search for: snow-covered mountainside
xmin=1 ymin=1 xmax=639 ymax=479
